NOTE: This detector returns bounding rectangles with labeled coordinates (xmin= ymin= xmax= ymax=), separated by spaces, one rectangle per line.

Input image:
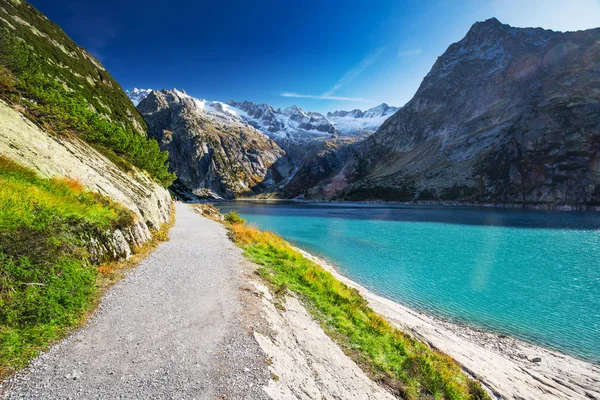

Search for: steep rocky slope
xmin=0 ymin=99 xmax=171 ymax=256
xmin=0 ymin=1 xmax=145 ymax=136
xmin=138 ymin=89 xmax=284 ymax=199
xmin=318 ymin=19 xmax=600 ymax=209
xmin=0 ymin=0 xmax=172 ymax=250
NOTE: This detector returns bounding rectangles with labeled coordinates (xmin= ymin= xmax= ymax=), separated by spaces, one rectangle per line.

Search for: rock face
xmin=138 ymin=89 xmax=284 ymax=199
xmin=320 ymin=19 xmax=600 ymax=209
xmin=0 ymin=99 xmax=172 ymax=258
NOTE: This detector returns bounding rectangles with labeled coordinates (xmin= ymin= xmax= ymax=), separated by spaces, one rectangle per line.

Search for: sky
xmin=29 ymin=0 xmax=600 ymax=113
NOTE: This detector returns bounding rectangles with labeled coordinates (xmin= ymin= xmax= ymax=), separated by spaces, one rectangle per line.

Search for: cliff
xmin=138 ymin=89 xmax=284 ymax=199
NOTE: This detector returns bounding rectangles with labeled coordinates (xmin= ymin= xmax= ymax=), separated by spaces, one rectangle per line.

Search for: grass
xmin=224 ymin=212 xmax=489 ymax=400
xmin=0 ymin=156 xmax=172 ymax=378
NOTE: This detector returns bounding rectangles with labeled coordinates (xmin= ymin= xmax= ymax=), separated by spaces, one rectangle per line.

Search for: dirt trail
xmin=2 ymin=203 xmax=270 ymax=399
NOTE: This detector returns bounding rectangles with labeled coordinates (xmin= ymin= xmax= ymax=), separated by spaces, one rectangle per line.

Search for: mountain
xmin=127 ymin=91 xmax=395 ymax=199
xmin=228 ymin=101 xmax=335 ymax=142
xmin=127 ymin=91 xmax=398 ymax=144
xmin=327 ymin=103 xmax=400 ymax=135
xmin=307 ymin=18 xmax=600 ymax=209
xmin=126 ymin=88 xmax=152 ymax=106
xmin=137 ymin=89 xmax=285 ymax=199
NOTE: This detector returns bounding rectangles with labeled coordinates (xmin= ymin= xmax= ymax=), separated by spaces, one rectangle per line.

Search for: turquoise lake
xmin=216 ymin=202 xmax=600 ymax=362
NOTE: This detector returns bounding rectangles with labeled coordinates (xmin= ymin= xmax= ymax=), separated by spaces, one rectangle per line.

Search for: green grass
xmin=227 ymin=215 xmax=489 ymax=400
xmin=0 ymin=1 xmax=175 ymax=186
xmin=0 ymin=156 xmax=135 ymax=377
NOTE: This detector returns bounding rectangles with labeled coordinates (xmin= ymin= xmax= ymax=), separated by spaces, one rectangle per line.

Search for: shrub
xmin=224 ymin=210 xmax=246 ymax=224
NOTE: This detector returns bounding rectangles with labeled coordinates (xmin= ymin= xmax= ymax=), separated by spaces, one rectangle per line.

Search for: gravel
xmin=1 ymin=203 xmax=270 ymax=399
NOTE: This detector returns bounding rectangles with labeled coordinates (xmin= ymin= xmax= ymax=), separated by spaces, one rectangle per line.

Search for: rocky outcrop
xmin=318 ymin=19 xmax=600 ymax=209
xmin=0 ymin=99 xmax=172 ymax=259
xmin=138 ymin=89 xmax=284 ymax=199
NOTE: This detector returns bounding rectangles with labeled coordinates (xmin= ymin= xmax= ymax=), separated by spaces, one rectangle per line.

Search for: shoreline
xmin=225 ymin=197 xmax=600 ymax=212
xmin=294 ymin=247 xmax=600 ymax=400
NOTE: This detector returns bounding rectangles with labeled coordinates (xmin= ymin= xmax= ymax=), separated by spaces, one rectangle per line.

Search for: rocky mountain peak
xmin=138 ymin=88 xmax=284 ymax=199
xmin=126 ymin=88 xmax=152 ymax=106
xmin=322 ymin=22 xmax=600 ymax=208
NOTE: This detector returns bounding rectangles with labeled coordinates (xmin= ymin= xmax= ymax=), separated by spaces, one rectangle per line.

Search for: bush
xmin=224 ymin=210 xmax=246 ymax=224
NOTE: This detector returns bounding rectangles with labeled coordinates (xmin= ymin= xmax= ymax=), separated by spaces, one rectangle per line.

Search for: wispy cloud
xmin=281 ymin=93 xmax=372 ymax=102
xmin=397 ymin=48 xmax=422 ymax=58
xmin=322 ymin=47 xmax=385 ymax=97
xmin=280 ymin=48 xmax=384 ymax=102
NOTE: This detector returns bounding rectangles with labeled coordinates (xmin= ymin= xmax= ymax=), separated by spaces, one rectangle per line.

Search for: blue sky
xmin=30 ymin=0 xmax=600 ymax=113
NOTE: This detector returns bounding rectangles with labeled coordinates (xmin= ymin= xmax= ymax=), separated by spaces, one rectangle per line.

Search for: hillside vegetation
xmin=0 ymin=1 xmax=174 ymax=186
xmin=0 ymin=156 xmax=135 ymax=377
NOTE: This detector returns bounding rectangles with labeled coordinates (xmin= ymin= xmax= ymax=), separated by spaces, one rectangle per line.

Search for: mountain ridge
xmin=307 ymin=18 xmax=600 ymax=209
xmin=126 ymin=89 xmax=399 ymax=140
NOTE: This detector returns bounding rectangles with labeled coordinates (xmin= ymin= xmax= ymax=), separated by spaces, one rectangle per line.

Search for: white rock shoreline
xmin=294 ymin=247 xmax=600 ymax=400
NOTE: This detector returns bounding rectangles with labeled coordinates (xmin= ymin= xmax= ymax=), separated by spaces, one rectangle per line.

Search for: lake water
xmin=216 ymin=202 xmax=600 ymax=362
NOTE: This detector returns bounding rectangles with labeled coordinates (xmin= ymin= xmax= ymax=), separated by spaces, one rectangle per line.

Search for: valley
xmin=1 ymin=1 xmax=599 ymax=399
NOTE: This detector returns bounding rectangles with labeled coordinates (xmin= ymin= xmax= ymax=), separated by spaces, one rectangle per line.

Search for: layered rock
xmin=0 ymin=99 xmax=172 ymax=258
xmin=317 ymin=18 xmax=600 ymax=209
xmin=138 ymin=89 xmax=285 ymax=199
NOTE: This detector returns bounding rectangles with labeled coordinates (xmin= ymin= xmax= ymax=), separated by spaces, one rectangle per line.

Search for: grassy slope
xmin=0 ymin=157 xmax=170 ymax=378
xmin=224 ymin=211 xmax=488 ymax=400
xmin=0 ymin=1 xmax=174 ymax=186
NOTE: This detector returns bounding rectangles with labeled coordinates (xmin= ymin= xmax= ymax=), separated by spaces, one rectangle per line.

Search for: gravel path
xmin=2 ymin=203 xmax=270 ymax=399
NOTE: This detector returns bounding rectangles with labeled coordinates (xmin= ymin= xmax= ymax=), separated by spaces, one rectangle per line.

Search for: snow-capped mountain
xmin=126 ymin=88 xmax=152 ymax=106
xmin=326 ymin=103 xmax=400 ymax=135
xmin=137 ymin=89 xmax=283 ymax=199
xmin=127 ymin=89 xmax=398 ymax=141
xmin=228 ymin=101 xmax=335 ymax=142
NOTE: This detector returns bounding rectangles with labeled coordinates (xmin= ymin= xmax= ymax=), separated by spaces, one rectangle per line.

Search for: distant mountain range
xmin=128 ymin=18 xmax=600 ymax=208
xmin=127 ymin=89 xmax=398 ymax=141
